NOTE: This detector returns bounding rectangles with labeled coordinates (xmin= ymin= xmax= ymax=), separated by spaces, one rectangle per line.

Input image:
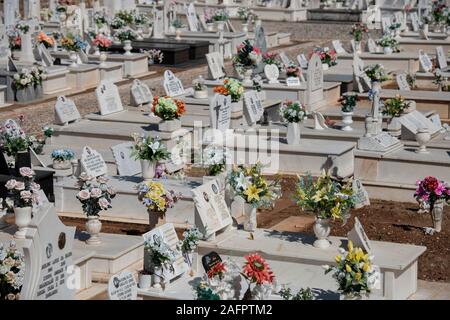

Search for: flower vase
xmin=85 ymin=215 xmax=102 ymax=245
xmin=175 ymin=28 xmax=182 ymax=40
xmin=243 ymin=202 xmax=257 ymax=232
xmin=415 ymin=128 xmax=431 ymax=154
xmin=383 ymin=47 xmax=393 ymax=55
xmin=341 ymin=111 xmax=354 ymax=131
xmin=148 ymin=210 xmax=165 ymax=229
xmin=355 ymin=41 xmax=362 ymax=54
xmin=138 ymin=272 xmax=152 ymax=289
xmin=152 ymin=265 xmax=164 ymax=288
xmin=93 ymin=46 xmax=100 ymax=56
xmin=34 ymin=84 xmax=43 ymax=99
xmin=242 ymin=23 xmax=249 ymax=33
xmin=123 ymin=40 xmax=132 ymax=56
xmin=158 ymin=119 xmax=181 ymax=132
xmin=242 ymin=69 xmax=253 ymax=86
xmin=53 ymin=159 xmax=72 ymax=169
xmin=431 ymin=200 xmax=444 ymax=232
xmin=250 ymin=284 xmax=272 ymax=300
xmin=231 ymin=100 xmax=243 ymax=112
xmin=15 ymin=87 xmax=30 ymax=102
xmin=69 ymin=51 xmax=78 ymax=68
xmin=322 ymin=63 xmax=329 ymax=70
xmin=140 ymin=160 xmax=156 ymax=180
xmin=313 ymin=217 xmax=331 ymax=249
xmin=206 ymin=23 xmax=215 ymax=32
xmin=216 ymin=21 xmax=225 ymax=32
xmin=286 ymin=122 xmax=301 ymax=145
xmin=99 ymin=52 xmax=107 ymax=67
xmin=194 ymin=90 xmax=208 ymax=99
xmin=14 ymin=207 xmax=32 ymax=239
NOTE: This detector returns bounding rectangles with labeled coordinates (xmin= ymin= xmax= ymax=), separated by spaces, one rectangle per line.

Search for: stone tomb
xmin=130 ymin=79 xmax=153 ymax=108
xmin=37 ymin=44 xmax=70 ymax=95
xmin=80 ymin=146 xmax=108 ymax=177
xmin=96 ymin=80 xmax=124 ymax=116
xmin=54 ymin=95 xmax=81 ymax=125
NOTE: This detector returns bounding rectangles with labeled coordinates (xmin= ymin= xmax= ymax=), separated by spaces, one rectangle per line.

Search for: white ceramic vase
xmin=152 ymin=265 xmax=164 ymax=288
xmin=123 ymin=40 xmax=132 ymax=56
xmin=141 ymin=160 xmax=156 ymax=180
xmin=322 ymin=63 xmax=329 ymax=70
xmin=286 ymin=122 xmax=301 ymax=145
xmin=99 ymin=52 xmax=107 ymax=67
xmin=242 ymin=23 xmax=249 ymax=33
xmin=313 ymin=217 xmax=331 ymax=249
xmin=206 ymin=23 xmax=214 ymax=32
xmin=251 ymin=283 xmax=272 ymax=300
xmin=138 ymin=273 xmax=152 ymax=289
xmin=431 ymin=199 xmax=445 ymax=232
xmin=69 ymin=51 xmax=78 ymax=68
xmin=175 ymin=29 xmax=182 ymax=40
xmin=53 ymin=159 xmax=72 ymax=169
xmin=194 ymin=90 xmax=208 ymax=99
xmin=85 ymin=215 xmax=102 ymax=245
xmin=355 ymin=41 xmax=362 ymax=54
xmin=216 ymin=21 xmax=225 ymax=32
xmin=415 ymin=128 xmax=431 ymax=154
xmin=383 ymin=47 xmax=393 ymax=55
xmin=158 ymin=119 xmax=181 ymax=132
xmin=93 ymin=46 xmax=100 ymax=56
xmin=243 ymin=202 xmax=257 ymax=232
xmin=14 ymin=207 xmax=32 ymax=239
xmin=341 ymin=111 xmax=354 ymax=131
xmin=242 ymin=68 xmax=253 ymax=86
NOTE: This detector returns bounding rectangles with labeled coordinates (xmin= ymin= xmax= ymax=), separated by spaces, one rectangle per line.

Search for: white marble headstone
xmin=352 ymin=179 xmax=370 ymax=209
xmin=348 ymin=217 xmax=373 ymax=254
xmin=396 ymin=73 xmax=411 ymax=91
xmin=332 ymin=40 xmax=346 ymax=54
xmin=264 ymin=64 xmax=280 ymax=84
xmin=153 ymin=10 xmax=164 ymax=38
xmin=80 ymin=146 xmax=108 ymax=177
xmin=163 ymin=70 xmax=185 ymax=97
xmin=297 ymin=54 xmax=308 ymax=69
xmin=111 ymin=142 xmax=141 ymax=176
xmin=209 ymin=93 xmax=232 ymax=132
xmin=243 ymin=90 xmax=264 ymax=126
xmin=186 ymin=3 xmax=199 ymax=32
xmin=107 ymin=271 xmax=137 ymax=300
xmin=130 ymin=79 xmax=153 ymax=107
xmin=55 ymin=96 xmax=81 ymax=125
xmin=418 ymin=50 xmax=433 ymax=73
xmin=206 ymin=52 xmax=225 ymax=80
xmin=435 ymin=46 xmax=448 ymax=70
xmin=398 ymin=110 xmax=441 ymax=138
xmin=96 ymin=81 xmax=124 ymax=116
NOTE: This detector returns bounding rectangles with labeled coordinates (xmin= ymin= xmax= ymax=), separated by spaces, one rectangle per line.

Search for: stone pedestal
xmin=67 ymin=65 xmax=100 ymax=90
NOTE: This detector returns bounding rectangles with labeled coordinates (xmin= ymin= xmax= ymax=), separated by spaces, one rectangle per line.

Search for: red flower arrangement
xmin=242 ymin=253 xmax=274 ymax=285
xmin=207 ymin=261 xmax=226 ymax=279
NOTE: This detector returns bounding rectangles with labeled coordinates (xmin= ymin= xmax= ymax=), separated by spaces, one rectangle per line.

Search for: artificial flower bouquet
xmin=364 ymin=64 xmax=389 ymax=82
xmin=431 ymin=0 xmax=448 ymax=25
xmin=115 ymin=27 xmax=137 ymax=42
xmin=51 ymin=148 xmax=75 ymax=162
xmin=324 ymin=241 xmax=378 ymax=298
xmin=93 ymin=11 xmax=108 ymax=27
xmin=227 ymin=162 xmax=281 ymax=208
xmin=279 ymin=100 xmax=308 ymax=123
xmin=203 ymin=146 xmax=229 ymax=176
xmin=262 ymin=52 xmax=283 ymax=71
xmin=151 ymin=96 xmax=186 ymax=121
xmin=0 ymin=121 xmax=32 ymax=157
xmin=213 ymin=78 xmax=244 ymax=102
xmin=5 ymin=167 xmax=41 ymax=208
xmin=146 ymin=49 xmax=164 ymax=64
xmin=350 ymin=22 xmax=368 ymax=42
xmin=237 ymin=7 xmax=253 ymax=22
xmin=144 ymin=234 xmax=177 ymax=269
xmin=242 ymin=253 xmax=275 ymax=300
xmin=432 ymin=68 xmax=448 ymax=90
xmin=382 ymin=94 xmax=410 ymax=119
xmin=312 ymin=47 xmax=337 ymax=67
xmin=339 ymin=93 xmax=359 ymax=113
xmin=212 ymin=9 xmax=229 ymax=22
xmin=110 ymin=16 xmax=126 ymax=29
xmin=414 ymin=176 xmax=450 ymax=207
xmin=92 ymin=34 xmax=112 ymax=51
xmin=37 ymin=32 xmax=55 ymax=48
xmin=61 ymin=33 xmax=87 ymax=52
xmin=232 ymin=40 xmax=262 ymax=72
xmin=15 ymin=22 xmax=30 ymax=34
xmin=133 ymin=12 xmax=149 ymax=26
xmin=285 ymin=65 xmax=301 ymax=78
xmin=30 ymin=65 xmax=47 ymax=85
xmin=76 ymin=173 xmax=116 ymax=217
xmin=180 ymin=227 xmax=203 ymax=253
xmin=0 ymin=241 xmax=25 ymax=300
xmin=130 ymin=134 xmax=169 ymax=161
xmin=13 ymin=69 xmax=34 ymax=90
xmin=376 ymin=35 xmax=399 ymax=51
xmin=115 ymin=10 xmax=135 ymax=26
xmin=294 ymin=171 xmax=355 ymax=221
xmin=137 ymin=181 xmax=181 ymax=213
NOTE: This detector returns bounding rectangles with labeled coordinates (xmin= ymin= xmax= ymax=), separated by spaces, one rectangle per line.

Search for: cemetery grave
xmin=0 ymin=0 xmax=450 ymax=304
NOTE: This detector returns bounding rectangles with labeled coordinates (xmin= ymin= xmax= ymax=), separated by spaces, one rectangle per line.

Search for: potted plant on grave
xmin=228 ymin=163 xmax=281 ymax=232
xmin=51 ymin=148 xmax=75 ymax=170
xmin=339 ymin=93 xmax=359 ymax=131
xmin=262 ymin=52 xmax=283 ymax=72
xmin=193 ymin=75 xmax=208 ymax=99
xmin=0 ymin=241 xmax=25 ymax=300
xmin=232 ymin=40 xmax=262 ymax=85
xmin=130 ymin=134 xmax=169 ymax=180
xmin=110 ymin=16 xmax=126 ymax=32
xmin=93 ymin=11 xmax=108 ymax=29
xmin=180 ymin=227 xmax=203 ymax=268
xmin=213 ymin=78 xmax=244 ymax=110
xmin=237 ymin=7 xmax=253 ymax=33
xmin=115 ymin=10 xmax=135 ymax=27
xmin=203 ymin=8 xmax=215 ymax=32
xmin=12 ymin=69 xmax=34 ymax=102
xmin=285 ymin=64 xmax=301 ymax=83
xmin=30 ymin=65 xmax=47 ymax=99
xmin=146 ymin=49 xmax=164 ymax=65
xmin=76 ymin=173 xmax=116 ymax=245
xmin=60 ymin=34 xmax=87 ymax=67
xmin=431 ymin=0 xmax=448 ymax=32
xmin=136 ymin=180 xmax=181 ymax=228
xmin=382 ymin=94 xmax=411 ymax=125
xmin=242 ymin=253 xmax=275 ymax=300
xmin=92 ymin=34 xmax=112 ymax=66
xmin=212 ymin=9 xmax=229 ymax=32
xmin=36 ymin=32 xmax=55 ymax=49
xmin=312 ymin=47 xmax=337 ymax=70
xmin=144 ymin=234 xmax=178 ymax=288
xmin=279 ymin=100 xmax=308 ymax=145
xmin=171 ymin=19 xmax=185 ymax=40
xmin=151 ymin=96 xmax=186 ymax=132
xmin=114 ymin=27 xmax=137 ymax=56
xmin=350 ymin=23 xmax=368 ymax=54
xmin=376 ymin=35 xmax=399 ymax=55
xmin=5 ymin=167 xmax=41 ymax=239
xmin=324 ymin=241 xmax=378 ymax=299
xmin=294 ymin=171 xmax=355 ymax=249
xmin=415 ymin=177 xmax=450 ymax=232
xmin=432 ymin=68 xmax=448 ymax=91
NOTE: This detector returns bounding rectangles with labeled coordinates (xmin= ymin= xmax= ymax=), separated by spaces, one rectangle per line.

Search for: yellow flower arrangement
xmin=137 ymin=181 xmax=181 ymax=213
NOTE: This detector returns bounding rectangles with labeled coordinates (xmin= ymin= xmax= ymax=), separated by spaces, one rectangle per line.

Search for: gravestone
xmin=305 ymin=54 xmax=324 ymax=110
xmin=77 ymin=49 xmax=90 ymax=64
xmin=192 ymin=179 xmax=232 ymax=238
xmin=264 ymin=64 xmax=280 ymax=84
xmin=254 ymin=25 xmax=267 ymax=53
xmin=429 ymin=114 xmax=442 ymax=129
xmin=348 ymin=217 xmax=373 ymax=254
xmin=55 ymin=96 xmax=81 ymax=125
xmin=418 ymin=50 xmax=433 ymax=73
xmin=130 ymin=79 xmax=153 ymax=107
xmin=367 ymin=38 xmax=378 ymax=53
xmin=279 ymin=52 xmax=293 ymax=67
xmin=202 ymin=251 xmax=222 ymax=274
xmin=332 ymin=40 xmax=346 ymax=54
xmin=352 ymin=179 xmax=370 ymax=209
xmin=80 ymin=146 xmax=107 ymax=177
xmin=30 ymin=148 xmax=46 ymax=168
xmin=381 ymin=16 xmax=391 ymax=33
xmin=39 ymin=44 xmax=54 ymax=67
xmin=358 ymin=132 xmax=403 ymax=153
xmin=96 ymin=81 xmax=124 ymax=116
xmin=398 ymin=110 xmax=441 ymax=140
xmin=153 ymin=10 xmax=164 ymax=38
xmin=186 ymin=3 xmax=199 ymax=32
xmin=243 ymin=90 xmax=264 ymax=126
xmin=209 ymin=93 xmax=232 ymax=132
xmin=297 ymin=54 xmax=308 ymax=69
xmin=206 ymin=52 xmax=225 ymax=80
xmin=20 ymin=203 xmax=76 ymax=300
xmin=353 ymin=56 xmax=371 ymax=93
xmin=396 ymin=73 xmax=411 ymax=91
xmin=410 ymin=12 xmax=420 ymax=32
xmin=8 ymin=56 xmax=18 ymax=72
xmin=111 ymin=142 xmax=141 ymax=176
xmin=142 ymin=223 xmax=188 ymax=281
xmin=286 ymin=76 xmax=301 ymax=86
xmin=435 ymin=46 xmax=448 ymax=70
xmin=163 ymin=70 xmax=185 ymax=97
xmin=107 ymin=271 xmax=137 ymax=300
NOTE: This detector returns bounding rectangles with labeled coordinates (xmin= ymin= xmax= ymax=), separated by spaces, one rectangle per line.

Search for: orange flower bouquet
xmin=37 ymin=32 xmax=55 ymax=48
xmin=151 ymin=96 xmax=185 ymax=121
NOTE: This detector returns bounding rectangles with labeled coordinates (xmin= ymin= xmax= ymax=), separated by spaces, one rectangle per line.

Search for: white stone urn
xmin=341 ymin=111 xmax=354 ymax=131
xmin=53 ymin=159 xmax=72 ymax=169
xmin=140 ymin=160 xmax=156 ymax=180
xmin=215 ymin=21 xmax=226 ymax=32
xmin=93 ymin=46 xmax=100 ymax=56
xmin=242 ymin=68 xmax=253 ymax=86
xmin=286 ymin=122 xmax=301 ymax=145
xmin=194 ymin=89 xmax=208 ymax=99
xmin=242 ymin=23 xmax=249 ymax=33
xmin=313 ymin=217 xmax=331 ymax=249
xmin=69 ymin=51 xmax=78 ymax=68
xmin=415 ymin=128 xmax=431 ymax=154
xmin=85 ymin=215 xmax=102 ymax=245
xmin=158 ymin=119 xmax=181 ymax=132
xmin=152 ymin=265 xmax=164 ymax=288
xmin=123 ymin=40 xmax=133 ymax=56
xmin=99 ymin=52 xmax=107 ymax=67
xmin=14 ymin=207 xmax=32 ymax=239
xmin=138 ymin=271 xmax=152 ymax=289
xmin=243 ymin=202 xmax=257 ymax=232
xmin=383 ymin=46 xmax=393 ymax=55
xmin=431 ymin=199 xmax=445 ymax=232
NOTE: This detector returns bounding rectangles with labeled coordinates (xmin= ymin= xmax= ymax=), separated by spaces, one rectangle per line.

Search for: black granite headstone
xmin=201 ymin=251 xmax=222 ymax=274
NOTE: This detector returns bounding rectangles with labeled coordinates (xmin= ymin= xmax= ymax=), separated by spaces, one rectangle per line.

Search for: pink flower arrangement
xmin=414 ymin=176 xmax=450 ymax=206
xmin=286 ymin=65 xmax=301 ymax=78
xmin=76 ymin=174 xmax=116 ymax=217
xmin=5 ymin=167 xmax=40 ymax=208
xmin=92 ymin=34 xmax=112 ymax=51
xmin=312 ymin=47 xmax=337 ymax=67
